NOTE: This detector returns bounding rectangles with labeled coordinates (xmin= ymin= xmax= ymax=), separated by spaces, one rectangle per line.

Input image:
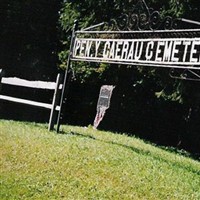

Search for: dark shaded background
xmin=0 ymin=1 xmax=199 ymax=159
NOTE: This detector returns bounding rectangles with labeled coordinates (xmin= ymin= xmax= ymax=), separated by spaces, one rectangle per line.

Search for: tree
xmin=0 ymin=1 xmax=62 ymax=123
xmin=0 ymin=0 xmax=60 ymax=80
xmin=59 ymin=0 xmax=200 ymax=156
xmin=59 ymin=0 xmax=200 ymax=102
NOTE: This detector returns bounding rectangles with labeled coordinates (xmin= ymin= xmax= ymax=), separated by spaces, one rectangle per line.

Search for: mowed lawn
xmin=0 ymin=120 xmax=200 ymax=199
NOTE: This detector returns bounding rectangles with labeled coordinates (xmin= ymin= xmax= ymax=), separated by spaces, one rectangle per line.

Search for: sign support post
xmin=56 ymin=21 xmax=78 ymax=133
xmin=56 ymin=0 xmax=200 ymax=133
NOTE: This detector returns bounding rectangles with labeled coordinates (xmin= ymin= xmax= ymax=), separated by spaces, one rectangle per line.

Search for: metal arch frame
xmin=169 ymin=68 xmax=200 ymax=82
xmin=56 ymin=0 xmax=200 ymax=133
xmin=81 ymin=0 xmax=200 ymax=32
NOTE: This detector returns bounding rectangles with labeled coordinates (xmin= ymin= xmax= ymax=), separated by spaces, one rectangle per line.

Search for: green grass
xmin=0 ymin=120 xmax=200 ymax=199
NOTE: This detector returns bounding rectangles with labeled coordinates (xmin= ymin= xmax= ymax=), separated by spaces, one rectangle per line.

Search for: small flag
xmin=93 ymin=85 xmax=115 ymax=128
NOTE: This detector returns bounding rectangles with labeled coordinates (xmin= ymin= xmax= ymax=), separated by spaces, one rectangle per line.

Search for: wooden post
xmin=0 ymin=69 xmax=5 ymax=92
xmin=48 ymin=73 xmax=62 ymax=131
xmin=0 ymin=69 xmax=2 ymax=81
xmin=0 ymin=69 xmax=4 ymax=79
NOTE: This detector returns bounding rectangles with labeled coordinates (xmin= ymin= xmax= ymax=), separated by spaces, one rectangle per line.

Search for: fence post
xmin=48 ymin=73 xmax=62 ymax=131
xmin=0 ymin=69 xmax=5 ymax=92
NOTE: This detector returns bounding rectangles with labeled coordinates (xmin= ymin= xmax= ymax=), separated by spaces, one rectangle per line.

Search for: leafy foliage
xmin=58 ymin=0 xmax=200 ymax=155
xmin=0 ymin=0 xmax=60 ymax=79
xmin=58 ymin=0 xmax=187 ymax=97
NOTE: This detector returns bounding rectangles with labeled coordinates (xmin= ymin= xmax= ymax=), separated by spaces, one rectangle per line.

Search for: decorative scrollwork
xmin=116 ymin=14 xmax=129 ymax=31
xmin=149 ymin=11 xmax=161 ymax=30
xmin=111 ymin=0 xmax=181 ymax=31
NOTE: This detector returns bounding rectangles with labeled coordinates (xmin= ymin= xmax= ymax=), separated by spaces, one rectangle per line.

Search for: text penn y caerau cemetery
xmin=72 ymin=36 xmax=200 ymax=68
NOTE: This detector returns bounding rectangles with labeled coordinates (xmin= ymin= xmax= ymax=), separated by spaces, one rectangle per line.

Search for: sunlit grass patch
xmin=0 ymin=120 xmax=200 ymax=199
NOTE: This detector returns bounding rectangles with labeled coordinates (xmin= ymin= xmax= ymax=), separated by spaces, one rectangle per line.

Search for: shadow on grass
xmin=62 ymin=130 xmax=200 ymax=176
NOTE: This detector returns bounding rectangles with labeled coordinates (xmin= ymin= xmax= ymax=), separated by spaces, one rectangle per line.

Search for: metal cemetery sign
xmin=71 ymin=0 xmax=200 ymax=69
xmin=56 ymin=0 xmax=200 ymax=132
xmin=72 ymin=36 xmax=200 ymax=69
xmin=93 ymin=85 xmax=115 ymax=129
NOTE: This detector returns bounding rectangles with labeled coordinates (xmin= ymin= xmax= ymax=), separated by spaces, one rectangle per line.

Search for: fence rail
xmin=0 ymin=69 xmax=62 ymax=131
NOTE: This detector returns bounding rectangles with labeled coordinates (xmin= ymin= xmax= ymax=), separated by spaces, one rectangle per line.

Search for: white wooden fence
xmin=0 ymin=69 xmax=62 ymax=131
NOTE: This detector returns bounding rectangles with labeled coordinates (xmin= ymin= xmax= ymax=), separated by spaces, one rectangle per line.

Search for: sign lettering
xmin=72 ymin=37 xmax=200 ymax=67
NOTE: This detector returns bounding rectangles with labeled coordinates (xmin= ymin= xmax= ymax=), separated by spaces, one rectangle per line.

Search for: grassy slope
xmin=0 ymin=120 xmax=200 ymax=200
